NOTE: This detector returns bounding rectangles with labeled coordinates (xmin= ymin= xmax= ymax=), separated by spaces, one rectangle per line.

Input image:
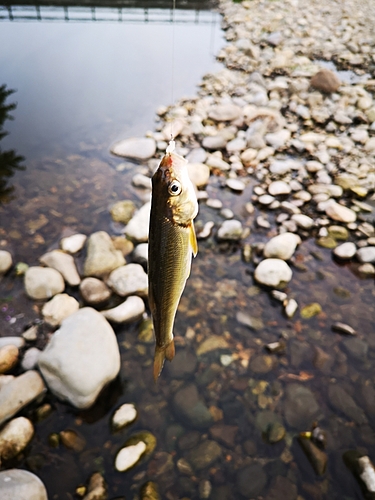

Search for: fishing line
xmin=169 ymin=0 xmax=176 ymax=148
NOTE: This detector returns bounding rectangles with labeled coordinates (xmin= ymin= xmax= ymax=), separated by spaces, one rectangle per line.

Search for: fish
xmin=148 ymin=146 xmax=198 ymax=381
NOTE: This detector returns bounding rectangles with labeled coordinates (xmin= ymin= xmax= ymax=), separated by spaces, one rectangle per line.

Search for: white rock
xmin=42 ymin=293 xmax=79 ymax=327
xmin=107 ymin=264 xmax=148 ymax=297
xmin=208 ymin=104 xmax=242 ymax=122
xmin=306 ymin=160 xmax=324 ymax=172
xmin=38 ymin=308 xmax=120 ymax=409
xmin=115 ymin=441 xmax=147 ymax=472
xmin=84 ymin=232 xmax=125 ymax=278
xmin=205 ymin=155 xmax=231 ymax=171
xmin=187 ymin=163 xmax=210 ymax=188
xmin=21 ymin=348 xmax=41 ymax=371
xmin=101 ymin=296 xmax=145 ymax=324
xmin=112 ymin=403 xmax=137 ymax=430
xmin=217 ymin=220 xmax=243 ymax=241
xmin=206 ymin=198 xmax=223 ymax=209
xmin=132 ymin=243 xmax=148 ymax=266
xmin=358 ymin=456 xmax=375 ymax=494
xmin=285 ymin=299 xmax=298 ymax=318
xmin=22 ymin=325 xmax=38 ymax=342
xmin=124 ymin=202 xmax=151 ymax=243
xmin=269 ymin=159 xmax=298 ymax=175
xmin=356 ymin=246 xmax=375 ymax=263
xmin=226 ymin=178 xmax=246 ymax=192
xmin=268 ymin=181 xmax=291 ymax=196
xmin=333 ymin=242 xmax=357 ymax=260
xmin=0 ymin=251 xmax=12 ymax=275
xmin=265 ymin=129 xmax=290 ymax=149
xmin=0 ymin=469 xmax=47 ymax=500
xmin=202 ymin=135 xmax=228 ymax=150
xmin=263 ymin=233 xmax=300 ymax=260
xmin=254 ymin=259 xmax=293 ymax=287
xmin=161 ymin=118 xmax=186 ymax=140
xmin=258 ymin=194 xmax=275 ymax=205
xmin=24 ymin=267 xmax=65 ymax=300
xmin=132 ymin=173 xmax=152 ymax=189
xmin=79 ymin=277 xmax=112 ymax=305
xmin=0 ymin=371 xmax=45 ymax=426
xmin=0 ymin=417 xmax=34 ymax=461
xmin=186 ymin=148 xmax=207 ymax=164
xmin=325 ymin=200 xmax=357 ymax=223
xmin=291 ymin=214 xmax=314 ymax=229
xmin=60 ymin=234 xmax=87 ymax=254
xmin=226 ymin=137 xmax=247 ymax=153
xmin=0 ymin=337 xmax=24 ymax=349
xmin=111 ymin=137 xmax=156 ymax=160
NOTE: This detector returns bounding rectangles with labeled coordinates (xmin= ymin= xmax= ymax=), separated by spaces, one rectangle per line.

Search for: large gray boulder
xmin=0 ymin=469 xmax=47 ymax=500
xmin=38 ymin=308 xmax=120 ymax=409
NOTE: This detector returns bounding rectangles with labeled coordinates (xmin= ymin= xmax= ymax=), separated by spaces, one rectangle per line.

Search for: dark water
xmin=1 ymin=4 xmax=375 ymax=500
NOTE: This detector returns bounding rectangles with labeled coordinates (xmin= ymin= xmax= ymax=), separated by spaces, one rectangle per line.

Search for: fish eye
xmin=168 ymin=180 xmax=182 ymax=196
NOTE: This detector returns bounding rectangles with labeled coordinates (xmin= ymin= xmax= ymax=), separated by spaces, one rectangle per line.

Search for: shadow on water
xmin=0 ymin=84 xmax=25 ymax=203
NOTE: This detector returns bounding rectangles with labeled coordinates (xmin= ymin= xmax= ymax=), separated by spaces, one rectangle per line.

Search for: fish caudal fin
xmin=153 ymin=340 xmax=175 ymax=382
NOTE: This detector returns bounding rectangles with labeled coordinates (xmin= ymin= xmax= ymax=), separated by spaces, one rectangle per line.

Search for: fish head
xmin=153 ymin=152 xmax=198 ymax=225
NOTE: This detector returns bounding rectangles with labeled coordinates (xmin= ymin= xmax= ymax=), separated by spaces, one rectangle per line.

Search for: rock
xmin=101 ymin=295 xmax=145 ymax=323
xmin=356 ymin=246 xmax=375 ymax=263
xmin=208 ymin=104 xmax=241 ymax=122
xmin=107 ymin=264 xmax=148 ymax=297
xmin=254 ymin=259 xmax=293 ymax=288
xmin=328 ymin=384 xmax=367 ymax=425
xmin=0 ymin=469 xmax=47 ymax=500
xmin=285 ymin=299 xmax=298 ymax=318
xmin=325 ymin=201 xmax=356 ymax=223
xmin=316 ymin=236 xmax=337 ymax=249
xmin=82 ymin=472 xmax=107 ymax=500
xmin=60 ymin=429 xmax=86 ymax=451
xmin=236 ymin=311 xmax=263 ymax=330
xmin=186 ymin=440 xmax=222 ymax=471
xmin=258 ymin=194 xmax=275 ymax=206
xmin=124 ymin=202 xmax=151 ymax=243
xmin=110 ymin=200 xmax=136 ymax=224
xmin=310 ymin=69 xmax=340 ymax=93
xmin=226 ymin=178 xmax=245 ymax=192
xmin=358 ymin=263 xmax=375 ymax=276
xmin=217 ymin=220 xmax=243 ymax=241
xmin=358 ymin=456 xmax=375 ymax=495
xmin=42 ymin=293 xmax=79 ymax=327
xmin=236 ymin=464 xmax=267 ymax=498
xmin=138 ymin=318 xmax=154 ymax=344
xmin=226 ymin=137 xmax=247 ymax=153
xmin=333 ymin=242 xmax=356 ymax=259
xmin=0 ymin=417 xmax=34 ymax=461
xmin=300 ymin=303 xmax=322 ymax=319
xmin=298 ymin=436 xmax=327 ymax=476
xmin=132 ymin=173 xmax=152 ymax=189
xmin=22 ymin=325 xmax=38 ymax=342
xmin=60 ymin=233 xmax=87 ymax=254
xmin=268 ymin=422 xmax=286 ymax=444
xmin=84 ymin=231 xmax=125 ymax=277
xmin=249 ymin=355 xmax=274 ymax=374
xmin=111 ymin=137 xmax=156 ymax=160
xmin=268 ymin=181 xmax=291 ymax=196
xmin=140 ymin=481 xmax=161 ymax=500
xmin=115 ymin=441 xmax=147 ymax=471
xmin=209 ymin=424 xmax=238 ymax=448
xmin=186 ymin=148 xmax=207 ymax=164
xmin=173 ymin=384 xmax=213 ymax=429
xmin=187 ymin=163 xmax=210 ymax=188
xmin=265 ymin=129 xmax=290 ymax=149
xmin=331 ymin=322 xmax=356 ymax=336
xmin=0 ymin=250 xmax=12 ymax=274
xmin=0 ymin=337 xmax=24 ymax=349
xmin=80 ymin=277 xmax=111 ymax=305
xmin=21 ymin=348 xmax=41 ymax=371
xmin=165 ymin=350 xmax=198 ymax=379
xmin=24 ymin=266 xmax=65 ymax=300
xmin=205 ymin=155 xmax=230 ymax=171
xmin=327 ymin=225 xmax=349 ymax=240
xmin=0 ymin=371 xmax=45 ymax=426
xmin=196 ymin=336 xmax=229 ymax=356
xmin=112 ymin=403 xmax=137 ymax=430
xmin=291 ymin=214 xmax=314 ymax=229
xmin=269 ymin=159 xmax=298 ymax=175
xmin=265 ymin=476 xmax=297 ymax=500
xmin=202 ymin=135 xmax=228 ymax=150
xmin=38 ymin=308 xmax=120 ymax=409
xmin=0 ymin=345 xmax=18 ymax=374
xmin=264 ymin=233 xmax=300 ymax=260
xmin=284 ymin=384 xmax=320 ymax=428
xmin=40 ymin=250 xmax=80 ymax=286
xmin=112 ymin=236 xmax=134 ymax=256
xmin=342 ymin=337 xmax=368 ymax=362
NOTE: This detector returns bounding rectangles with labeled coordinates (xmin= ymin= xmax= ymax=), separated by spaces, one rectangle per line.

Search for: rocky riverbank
xmin=0 ymin=0 xmax=375 ymax=498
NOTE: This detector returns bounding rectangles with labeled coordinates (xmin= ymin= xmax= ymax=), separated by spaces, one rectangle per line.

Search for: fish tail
xmin=153 ymin=339 xmax=175 ymax=382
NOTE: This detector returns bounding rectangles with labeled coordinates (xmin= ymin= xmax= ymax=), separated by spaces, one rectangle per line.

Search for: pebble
xmin=196 ymin=336 xmax=229 ymax=356
xmin=254 ymin=258 xmax=292 ymax=288
xmin=333 ymin=242 xmax=357 ymax=259
xmin=106 ymin=263 xmax=148 ymax=297
xmin=217 ymin=220 xmax=243 ymax=241
xmin=186 ymin=440 xmax=222 ymax=471
xmin=83 ymin=231 xmax=125 ymax=277
xmin=132 ymin=173 xmax=152 ymax=189
xmin=358 ymin=263 xmax=375 ymax=276
xmin=186 ymin=147 xmax=207 ymax=164
xmin=111 ymin=137 xmax=156 ymax=160
xmin=310 ymin=69 xmax=340 ymax=93
xmin=226 ymin=178 xmax=246 ymax=192
xmin=291 ymin=214 xmax=314 ymax=229
xmin=236 ymin=464 xmax=267 ymax=498
xmin=24 ymin=266 xmax=65 ymax=300
xmin=173 ymin=384 xmax=212 ymax=429
xmin=205 ymin=155 xmax=231 ymax=171
xmin=40 ymin=250 xmax=81 ymax=286
xmin=0 ymin=469 xmax=47 ymax=500
xmin=258 ymin=194 xmax=275 ymax=206
xmin=268 ymin=181 xmax=291 ymax=196
xmin=331 ymin=322 xmax=356 ymax=336
xmin=284 ymin=383 xmax=320 ymax=428
xmin=356 ymin=246 xmax=375 ymax=263
xmin=82 ymin=472 xmax=107 ymax=500
xmin=285 ymin=298 xmax=298 ymax=318
xmin=187 ymin=163 xmax=210 ymax=188
xmin=115 ymin=441 xmax=147 ymax=472
xmin=0 ymin=250 xmax=12 ymax=274
xmin=263 ymin=232 xmax=300 ymax=260
xmin=265 ymin=129 xmax=290 ymax=149
xmin=79 ymin=277 xmax=112 ymax=304
xmin=42 ymin=293 xmax=79 ymax=327
xmin=38 ymin=308 xmax=120 ymax=409
xmin=60 ymin=233 xmax=87 ymax=254
xmin=208 ymin=103 xmax=242 ymax=122
xmin=101 ymin=296 xmax=145 ymax=323
xmin=328 ymin=384 xmax=367 ymax=425
xmin=0 ymin=417 xmax=34 ymax=461
xmin=124 ymin=202 xmax=151 ymax=243
xmin=110 ymin=200 xmax=136 ymax=224
xmin=112 ymin=403 xmax=137 ymax=430
xmin=0 ymin=337 xmax=24 ymax=349
xmin=202 ymin=135 xmax=227 ymax=150
xmin=325 ymin=200 xmax=357 ymax=223
xmin=21 ymin=348 xmax=41 ymax=371
xmin=0 ymin=345 xmax=18 ymax=375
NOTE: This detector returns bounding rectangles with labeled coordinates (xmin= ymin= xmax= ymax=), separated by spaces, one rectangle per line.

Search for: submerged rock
xmin=0 ymin=469 xmax=47 ymax=500
xmin=82 ymin=472 xmax=107 ymax=500
xmin=298 ymin=436 xmax=328 ymax=475
xmin=112 ymin=403 xmax=137 ymax=431
xmin=236 ymin=464 xmax=267 ymax=498
xmin=186 ymin=440 xmax=222 ymax=471
xmin=284 ymin=383 xmax=320 ymax=428
xmin=110 ymin=200 xmax=136 ymax=224
xmin=173 ymin=384 xmax=213 ymax=429
xmin=217 ymin=220 xmax=243 ymax=241
xmin=328 ymin=384 xmax=367 ymax=425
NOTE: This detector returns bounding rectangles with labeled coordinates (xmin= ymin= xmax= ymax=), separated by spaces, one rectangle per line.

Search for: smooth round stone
xmin=124 ymin=202 xmax=151 ymax=243
xmin=325 ymin=201 xmax=356 ymax=223
xmin=83 ymin=231 xmax=125 ymax=278
xmin=173 ymin=384 xmax=212 ymax=429
xmin=115 ymin=441 xmax=147 ymax=472
xmin=333 ymin=242 xmax=357 ymax=260
xmin=226 ymin=178 xmax=245 ymax=192
xmin=60 ymin=233 xmax=87 ymax=254
xmin=269 ymin=159 xmax=296 ymax=175
xmin=205 ymin=155 xmax=231 ymax=171
xmin=285 ymin=299 xmax=298 ymax=318
xmin=110 ymin=200 xmax=136 ymax=224
xmin=0 ymin=345 xmax=19 ymax=375
xmin=101 ymin=296 xmax=145 ymax=323
xmin=132 ymin=243 xmax=148 ymax=266
xmin=258 ymin=194 xmax=275 ymax=205
xmin=236 ymin=464 xmax=267 ymax=498
xmin=310 ymin=69 xmax=340 ymax=93
xmin=132 ymin=173 xmax=152 ymax=189
xmin=226 ymin=137 xmax=247 ymax=153
xmin=217 ymin=220 xmax=243 ymax=241
xmin=112 ymin=403 xmax=137 ymax=430
xmin=327 ymin=225 xmax=349 ymax=240
xmin=0 ymin=250 xmax=12 ymax=274
xmin=42 ymin=293 xmax=80 ymax=327
xmin=254 ymin=259 xmax=293 ymax=288
xmin=0 ymin=417 xmax=34 ymax=461
xmin=186 ymin=440 xmax=222 ymax=471
xmin=25 ymin=267 xmax=65 ymax=300
xmin=202 ymin=135 xmax=227 ymax=150
xmin=79 ymin=277 xmax=111 ymax=305
xmin=0 ymin=469 xmax=47 ymax=500
xmin=268 ymin=181 xmax=291 ymax=196
xmin=40 ymin=250 xmax=80 ymax=287
xmin=291 ymin=214 xmax=314 ymax=229
xmin=306 ymin=160 xmax=324 ymax=172
xmin=111 ymin=137 xmax=156 ymax=160
xmin=263 ymin=233 xmax=300 ymax=260
xmin=356 ymin=246 xmax=375 ymax=263
xmin=186 ymin=148 xmax=207 ymax=164
xmin=206 ymin=198 xmax=223 ymax=209
xmin=21 ymin=348 xmax=41 ymax=371
xmin=358 ymin=263 xmax=375 ymax=276
xmin=107 ymin=264 xmax=148 ymax=297
xmin=187 ymin=163 xmax=210 ymax=188
xmin=284 ymin=383 xmax=320 ymax=428
xmin=208 ymin=103 xmax=242 ymax=122
xmin=265 ymin=129 xmax=290 ymax=149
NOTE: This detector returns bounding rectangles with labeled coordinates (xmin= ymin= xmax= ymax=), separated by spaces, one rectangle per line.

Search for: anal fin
xmin=153 ymin=339 xmax=176 ymax=382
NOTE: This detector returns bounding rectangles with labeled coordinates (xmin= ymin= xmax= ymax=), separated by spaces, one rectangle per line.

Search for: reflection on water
xmin=0 ymin=85 xmax=25 ymax=203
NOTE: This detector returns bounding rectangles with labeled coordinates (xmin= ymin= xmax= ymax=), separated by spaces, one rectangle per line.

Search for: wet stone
xmin=173 ymin=384 xmax=213 ymax=429
xmin=79 ymin=277 xmax=111 ymax=305
xmin=342 ymin=337 xmax=368 ymax=362
xmin=300 ymin=302 xmax=322 ymax=319
xmin=236 ymin=311 xmax=263 ymax=330
xmin=82 ymin=472 xmax=107 ymax=500
xmin=328 ymin=384 xmax=367 ymax=425
xmin=249 ymin=355 xmax=275 ymax=374
xmin=209 ymin=424 xmax=238 ymax=448
xmin=0 ymin=345 xmax=18 ymax=375
xmin=42 ymin=293 xmax=79 ymax=327
xmin=356 ymin=246 xmax=375 ymax=263
xmin=217 ymin=219 xmax=243 ymax=241
xmin=106 ymin=263 xmax=148 ymax=297
xmin=298 ymin=436 xmax=328 ymax=476
xmin=40 ymin=250 xmax=80 ymax=287
xmin=236 ymin=464 xmax=267 ymax=498
xmin=25 ymin=266 xmax=65 ymax=300
xmin=0 ymin=469 xmax=48 ymax=500
xmin=254 ymin=258 xmax=292 ymax=288
xmin=185 ymin=440 xmax=222 ymax=471
xmin=165 ymin=350 xmax=197 ymax=379
xmin=263 ymin=232 xmax=300 ymax=260
xmin=284 ymin=384 xmax=320 ymax=429
xmin=110 ymin=200 xmax=136 ymax=224
xmin=60 ymin=233 xmax=87 ymax=254
xmin=0 ymin=250 xmax=12 ymax=275
xmin=333 ymin=242 xmax=356 ymax=260
xmin=331 ymin=322 xmax=356 ymax=336
xmin=0 ymin=417 xmax=34 ymax=461
xmin=316 ymin=236 xmax=337 ymax=249
xmin=101 ymin=296 xmax=145 ymax=324
xmin=264 ymin=476 xmax=297 ymax=500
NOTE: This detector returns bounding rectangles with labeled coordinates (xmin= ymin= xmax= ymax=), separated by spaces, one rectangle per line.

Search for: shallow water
xmin=1 ymin=4 xmax=375 ymax=500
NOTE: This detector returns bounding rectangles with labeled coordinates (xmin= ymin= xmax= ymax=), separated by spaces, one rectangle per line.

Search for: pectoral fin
xmin=189 ymin=222 xmax=198 ymax=257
